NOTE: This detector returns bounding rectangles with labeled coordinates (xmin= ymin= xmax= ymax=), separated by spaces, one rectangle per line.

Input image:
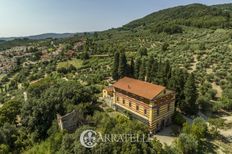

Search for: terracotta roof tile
xmin=112 ymin=77 xmax=165 ymax=100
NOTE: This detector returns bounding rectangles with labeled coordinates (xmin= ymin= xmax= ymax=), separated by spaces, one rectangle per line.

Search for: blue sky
xmin=0 ymin=0 xmax=231 ymax=37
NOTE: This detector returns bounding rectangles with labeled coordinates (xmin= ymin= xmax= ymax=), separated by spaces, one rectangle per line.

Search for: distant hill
xmin=0 ymin=33 xmax=75 ymax=41
xmin=27 ymin=33 xmax=75 ymax=40
xmin=213 ymin=3 xmax=232 ymax=11
xmin=122 ymin=3 xmax=232 ymax=31
xmin=90 ymin=3 xmax=232 ymax=52
xmin=84 ymin=3 xmax=232 ymax=92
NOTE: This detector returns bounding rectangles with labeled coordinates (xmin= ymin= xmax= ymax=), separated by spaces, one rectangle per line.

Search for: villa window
xmin=167 ymin=103 xmax=170 ymax=111
xmin=129 ymin=102 xmax=132 ymax=107
xmin=116 ymin=97 xmax=119 ymax=101
xmin=136 ymin=105 xmax=139 ymax=111
xmin=157 ymin=107 xmax=160 ymax=116
xmin=123 ymin=99 xmax=125 ymax=104
xmin=144 ymin=109 xmax=147 ymax=115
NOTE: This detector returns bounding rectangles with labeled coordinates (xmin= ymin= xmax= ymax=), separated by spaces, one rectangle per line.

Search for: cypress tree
xmin=146 ymin=56 xmax=154 ymax=82
xmin=134 ymin=58 xmax=141 ymax=79
xmin=163 ymin=60 xmax=172 ymax=86
xmin=139 ymin=58 xmax=146 ymax=81
xmin=118 ymin=52 xmax=128 ymax=79
xmin=156 ymin=61 xmax=164 ymax=85
xmin=182 ymin=73 xmax=198 ymax=115
xmin=150 ymin=59 xmax=158 ymax=83
xmin=168 ymin=68 xmax=186 ymax=108
xmin=130 ymin=58 xmax=135 ymax=77
xmin=167 ymin=69 xmax=177 ymax=90
xmin=138 ymin=47 xmax=148 ymax=57
xmin=112 ymin=51 xmax=119 ymax=80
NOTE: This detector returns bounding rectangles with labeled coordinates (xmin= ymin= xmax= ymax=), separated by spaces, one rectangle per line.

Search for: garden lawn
xmin=57 ymin=58 xmax=83 ymax=69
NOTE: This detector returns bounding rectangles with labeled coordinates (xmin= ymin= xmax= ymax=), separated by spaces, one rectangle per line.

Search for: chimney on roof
xmin=128 ymin=85 xmax=131 ymax=89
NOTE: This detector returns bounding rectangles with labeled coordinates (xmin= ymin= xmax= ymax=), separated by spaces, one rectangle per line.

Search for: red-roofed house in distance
xmin=102 ymin=77 xmax=175 ymax=134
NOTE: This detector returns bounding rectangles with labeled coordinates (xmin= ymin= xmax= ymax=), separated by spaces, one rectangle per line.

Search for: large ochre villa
xmin=103 ymin=77 xmax=175 ymax=133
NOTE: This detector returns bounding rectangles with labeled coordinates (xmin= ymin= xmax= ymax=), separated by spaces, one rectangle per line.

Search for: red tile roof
xmin=112 ymin=77 xmax=165 ymax=100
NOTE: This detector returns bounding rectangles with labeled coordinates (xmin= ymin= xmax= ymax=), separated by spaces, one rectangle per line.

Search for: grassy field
xmin=57 ymin=58 xmax=83 ymax=69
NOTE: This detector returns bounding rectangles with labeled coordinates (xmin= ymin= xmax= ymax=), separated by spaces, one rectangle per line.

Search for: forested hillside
xmin=1 ymin=3 xmax=232 ymax=154
xmin=87 ymin=3 xmax=232 ymax=112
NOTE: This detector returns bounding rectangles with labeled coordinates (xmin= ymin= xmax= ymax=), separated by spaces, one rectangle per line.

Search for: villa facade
xmin=103 ymin=77 xmax=175 ymax=133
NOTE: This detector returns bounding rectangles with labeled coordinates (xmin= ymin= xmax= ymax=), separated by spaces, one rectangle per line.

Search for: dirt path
xmin=216 ymin=115 xmax=232 ymax=153
xmin=218 ymin=115 xmax=232 ymax=137
xmin=212 ymin=82 xmax=223 ymax=98
xmin=153 ymin=126 xmax=177 ymax=146
xmin=196 ymin=112 xmax=232 ymax=153
xmin=90 ymin=54 xmax=109 ymax=57
xmin=30 ymin=78 xmax=43 ymax=84
xmin=213 ymin=140 xmax=232 ymax=154
xmin=189 ymin=54 xmax=198 ymax=73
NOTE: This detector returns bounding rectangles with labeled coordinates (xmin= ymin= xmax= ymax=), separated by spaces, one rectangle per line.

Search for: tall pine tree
xmin=112 ymin=51 xmax=119 ymax=80
xmin=182 ymin=73 xmax=198 ymax=115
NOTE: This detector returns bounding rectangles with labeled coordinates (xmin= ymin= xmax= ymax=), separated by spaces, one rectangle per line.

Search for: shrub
xmin=174 ymin=133 xmax=198 ymax=154
xmin=208 ymin=118 xmax=225 ymax=129
xmin=191 ymin=117 xmax=208 ymax=139
xmin=172 ymin=112 xmax=186 ymax=126
xmin=199 ymin=43 xmax=206 ymax=50
xmin=106 ymin=108 xmax=114 ymax=112
xmin=197 ymin=96 xmax=212 ymax=113
xmin=162 ymin=42 xmax=169 ymax=51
